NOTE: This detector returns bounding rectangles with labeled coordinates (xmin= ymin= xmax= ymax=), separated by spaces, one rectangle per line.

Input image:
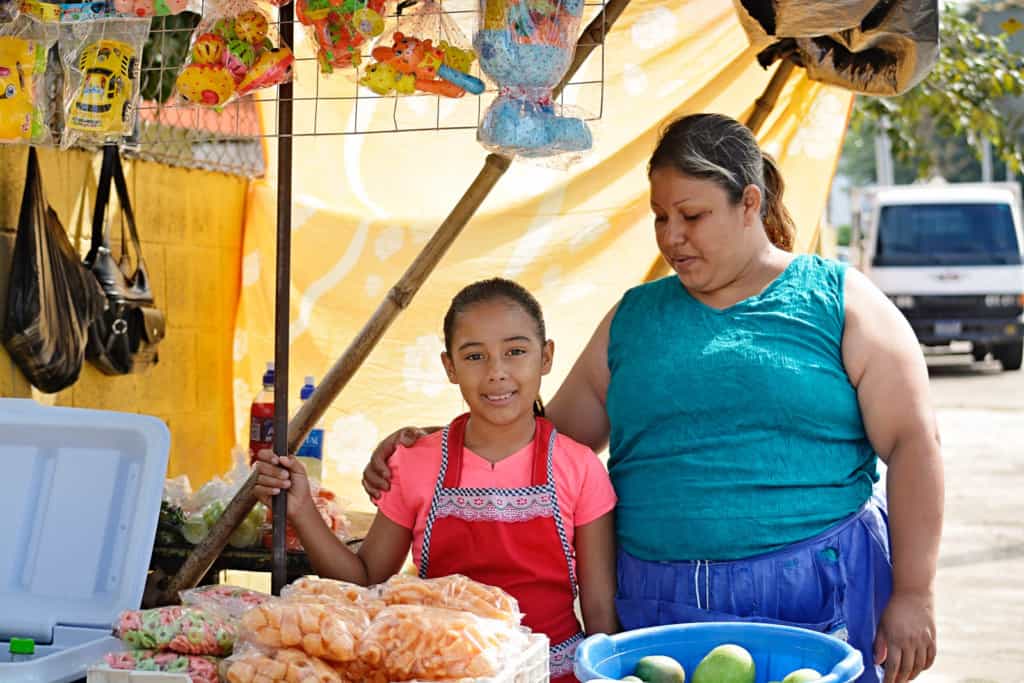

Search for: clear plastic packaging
xmin=175 ymin=1 xmax=293 ymax=107
xmin=238 ymin=598 xmax=370 ymax=663
xmin=179 ymin=585 xmax=272 ymax=619
xmin=378 ymin=574 xmax=522 ymax=624
xmin=356 ymin=605 xmax=529 ymax=681
xmin=474 ymin=0 xmax=591 ymax=156
xmin=361 ymin=30 xmax=485 ymax=98
xmin=224 ymin=646 xmax=342 ymax=683
xmin=296 ymin=0 xmax=387 ymax=74
xmin=113 ymin=0 xmax=189 ymax=18
xmin=104 ymin=650 xmax=221 ymax=683
xmin=0 ymin=15 xmax=57 ymax=145
xmin=60 ymin=17 xmax=149 ymax=148
xmin=260 ymin=486 xmax=349 ymax=552
xmin=281 ymin=577 xmax=387 ymax=617
xmin=114 ymin=607 xmax=237 ymax=657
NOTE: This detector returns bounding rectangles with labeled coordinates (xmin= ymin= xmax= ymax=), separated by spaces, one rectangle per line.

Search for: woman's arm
xmin=842 ymin=268 xmax=944 ymax=683
xmin=575 ymin=511 xmax=620 ymax=635
xmin=545 ymin=304 xmax=618 ymax=452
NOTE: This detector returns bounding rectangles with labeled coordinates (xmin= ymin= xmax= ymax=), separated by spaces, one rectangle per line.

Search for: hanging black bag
xmin=2 ymin=148 xmax=106 ymax=393
xmin=85 ymin=145 xmax=165 ymax=375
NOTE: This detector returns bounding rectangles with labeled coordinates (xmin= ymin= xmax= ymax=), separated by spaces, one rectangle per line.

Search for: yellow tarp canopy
xmin=233 ymin=0 xmax=852 ymax=508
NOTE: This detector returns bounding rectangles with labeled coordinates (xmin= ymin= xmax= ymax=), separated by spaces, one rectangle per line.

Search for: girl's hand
xmin=874 ymin=589 xmax=937 ymax=683
xmin=252 ymin=449 xmax=315 ymax=519
xmin=362 ymin=426 xmax=434 ymax=499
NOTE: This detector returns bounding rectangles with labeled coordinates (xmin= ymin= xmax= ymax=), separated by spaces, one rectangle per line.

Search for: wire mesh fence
xmin=122 ymin=0 xmax=606 ymax=177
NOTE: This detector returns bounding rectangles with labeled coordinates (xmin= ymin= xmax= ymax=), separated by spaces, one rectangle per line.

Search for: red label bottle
xmin=249 ymin=362 xmax=275 ymax=464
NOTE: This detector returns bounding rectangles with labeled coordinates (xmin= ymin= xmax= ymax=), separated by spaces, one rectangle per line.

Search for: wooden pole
xmin=287 ymin=153 xmax=511 ymax=443
xmin=159 ymin=0 xmax=635 ymax=603
xmin=643 ymin=59 xmax=797 ymax=282
xmin=746 ymin=60 xmax=795 ymax=137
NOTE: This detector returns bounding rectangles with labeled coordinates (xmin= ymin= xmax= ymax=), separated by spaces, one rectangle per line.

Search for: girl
xmin=253 ymin=278 xmax=620 ymax=682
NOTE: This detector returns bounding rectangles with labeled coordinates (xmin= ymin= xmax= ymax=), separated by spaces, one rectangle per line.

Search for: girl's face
xmin=441 ymin=298 xmax=553 ymax=431
xmin=649 ymin=167 xmax=763 ymax=294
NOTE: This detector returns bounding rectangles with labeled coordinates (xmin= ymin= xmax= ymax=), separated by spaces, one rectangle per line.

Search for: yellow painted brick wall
xmin=0 ymin=146 xmax=247 ymax=487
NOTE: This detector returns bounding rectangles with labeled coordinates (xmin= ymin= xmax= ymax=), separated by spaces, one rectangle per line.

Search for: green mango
xmin=782 ymin=668 xmax=823 ymax=683
xmin=692 ymin=645 xmax=755 ymax=683
xmin=634 ymin=655 xmax=686 ymax=683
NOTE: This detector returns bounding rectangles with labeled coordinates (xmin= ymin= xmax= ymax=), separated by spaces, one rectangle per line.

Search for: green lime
xmin=181 ymin=517 xmax=209 ymax=545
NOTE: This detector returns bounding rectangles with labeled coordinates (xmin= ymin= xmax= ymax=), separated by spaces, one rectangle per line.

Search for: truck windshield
xmin=874 ymin=202 xmax=1022 ymax=266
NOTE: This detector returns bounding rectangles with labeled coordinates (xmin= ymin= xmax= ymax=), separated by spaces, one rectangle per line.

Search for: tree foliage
xmin=850 ymin=4 xmax=1024 ymax=176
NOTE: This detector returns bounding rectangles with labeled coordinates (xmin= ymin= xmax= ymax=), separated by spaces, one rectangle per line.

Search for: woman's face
xmin=649 ymin=166 xmax=762 ymax=294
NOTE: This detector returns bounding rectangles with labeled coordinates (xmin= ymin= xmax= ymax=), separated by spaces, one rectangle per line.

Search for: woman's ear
xmin=440 ymin=352 xmax=458 ymax=384
xmin=541 ymin=339 xmax=554 ymax=376
xmin=742 ymin=184 xmax=763 ymax=226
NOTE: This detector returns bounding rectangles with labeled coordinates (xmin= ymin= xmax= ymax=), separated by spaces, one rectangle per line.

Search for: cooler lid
xmin=0 ymin=400 xmax=170 ymax=642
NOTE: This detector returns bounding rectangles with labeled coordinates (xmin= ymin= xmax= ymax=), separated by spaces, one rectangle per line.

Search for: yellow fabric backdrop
xmin=232 ymin=0 xmax=853 ymax=509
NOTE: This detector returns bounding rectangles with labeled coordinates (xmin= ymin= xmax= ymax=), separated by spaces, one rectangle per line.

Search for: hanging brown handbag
xmin=85 ymin=145 xmax=165 ymax=375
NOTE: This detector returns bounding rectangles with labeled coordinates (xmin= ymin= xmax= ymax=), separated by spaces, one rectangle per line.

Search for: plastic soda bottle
xmin=248 ymin=362 xmax=275 ymax=464
xmin=296 ymin=376 xmax=324 ymax=482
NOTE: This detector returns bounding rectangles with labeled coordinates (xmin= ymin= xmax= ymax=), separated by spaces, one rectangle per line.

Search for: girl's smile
xmin=441 ymin=298 xmax=554 ymax=462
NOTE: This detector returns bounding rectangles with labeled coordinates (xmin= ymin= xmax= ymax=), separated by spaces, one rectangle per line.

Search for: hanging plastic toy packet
xmin=0 ymin=15 xmax=58 ymax=145
xmin=113 ymin=0 xmax=190 ymax=19
xmin=60 ymin=17 xmax=150 ymax=148
xmin=475 ymin=0 xmax=592 ymax=157
xmin=296 ymin=0 xmax=388 ymax=74
xmin=358 ymin=0 xmax=484 ymax=97
xmin=175 ymin=0 xmax=293 ymax=108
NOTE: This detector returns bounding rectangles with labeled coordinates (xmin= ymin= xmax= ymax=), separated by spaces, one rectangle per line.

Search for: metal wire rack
xmin=128 ymin=0 xmax=607 ymax=176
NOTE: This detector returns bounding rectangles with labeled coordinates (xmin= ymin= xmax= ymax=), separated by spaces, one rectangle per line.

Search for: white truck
xmin=850 ymin=182 xmax=1024 ymax=371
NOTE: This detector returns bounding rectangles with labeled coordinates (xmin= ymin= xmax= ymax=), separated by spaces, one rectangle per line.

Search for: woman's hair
xmin=648 ymin=113 xmax=795 ymax=251
xmin=442 ymin=278 xmax=547 ymax=417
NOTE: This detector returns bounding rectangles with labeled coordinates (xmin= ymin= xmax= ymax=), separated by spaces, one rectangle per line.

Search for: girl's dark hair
xmin=442 ymin=278 xmax=547 ymax=417
xmin=648 ymin=113 xmax=795 ymax=251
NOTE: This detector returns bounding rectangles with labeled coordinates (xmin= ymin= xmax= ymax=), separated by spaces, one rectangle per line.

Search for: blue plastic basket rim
xmin=574 ymin=621 xmax=864 ymax=683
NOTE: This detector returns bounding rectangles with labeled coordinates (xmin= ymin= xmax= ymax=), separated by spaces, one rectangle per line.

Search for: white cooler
xmin=0 ymin=399 xmax=170 ymax=683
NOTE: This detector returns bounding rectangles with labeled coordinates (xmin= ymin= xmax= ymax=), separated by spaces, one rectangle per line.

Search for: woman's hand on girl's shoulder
xmin=362 ymin=426 xmax=439 ymax=499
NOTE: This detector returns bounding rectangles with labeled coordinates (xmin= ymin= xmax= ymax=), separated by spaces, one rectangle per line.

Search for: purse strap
xmin=86 ymin=145 xmax=146 ymax=271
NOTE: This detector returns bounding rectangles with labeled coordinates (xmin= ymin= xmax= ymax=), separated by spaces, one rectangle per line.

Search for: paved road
xmin=919 ymin=354 xmax=1024 ymax=683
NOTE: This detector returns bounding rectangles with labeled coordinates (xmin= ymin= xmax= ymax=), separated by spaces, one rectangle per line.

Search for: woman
xmin=363 ymin=113 xmax=943 ymax=683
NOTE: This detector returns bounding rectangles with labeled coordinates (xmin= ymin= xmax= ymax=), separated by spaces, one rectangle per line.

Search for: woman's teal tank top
xmin=606 ymin=255 xmax=878 ymax=561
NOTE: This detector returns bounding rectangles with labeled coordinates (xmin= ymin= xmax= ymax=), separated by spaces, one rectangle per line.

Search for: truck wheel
xmin=995 ymin=340 xmax=1023 ymax=371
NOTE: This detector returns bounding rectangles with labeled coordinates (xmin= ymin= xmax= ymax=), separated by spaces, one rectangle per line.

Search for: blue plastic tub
xmin=575 ymin=622 xmax=863 ymax=683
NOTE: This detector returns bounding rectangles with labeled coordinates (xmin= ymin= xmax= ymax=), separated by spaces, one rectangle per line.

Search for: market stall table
xmin=146 ymin=510 xmax=374 ymax=601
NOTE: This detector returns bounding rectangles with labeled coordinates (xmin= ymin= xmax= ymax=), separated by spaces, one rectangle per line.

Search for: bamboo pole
xmin=159 ymin=0 xmax=635 ymax=604
xmin=642 ymin=59 xmax=797 ymax=282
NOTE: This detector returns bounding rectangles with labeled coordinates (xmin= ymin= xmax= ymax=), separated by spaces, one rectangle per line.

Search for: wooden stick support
xmin=287 ymin=153 xmax=512 ymax=444
xmin=746 ymin=60 xmax=795 ymax=137
xmin=554 ymin=0 xmax=631 ymax=100
xmin=161 ymin=0 xmax=635 ymax=602
xmin=642 ymin=59 xmax=797 ymax=283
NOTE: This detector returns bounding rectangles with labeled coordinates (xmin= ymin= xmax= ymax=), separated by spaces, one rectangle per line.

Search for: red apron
xmin=419 ymin=413 xmax=583 ymax=682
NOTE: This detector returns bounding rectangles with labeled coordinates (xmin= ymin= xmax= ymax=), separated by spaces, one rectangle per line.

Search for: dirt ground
xmin=919 ymin=354 xmax=1024 ymax=683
